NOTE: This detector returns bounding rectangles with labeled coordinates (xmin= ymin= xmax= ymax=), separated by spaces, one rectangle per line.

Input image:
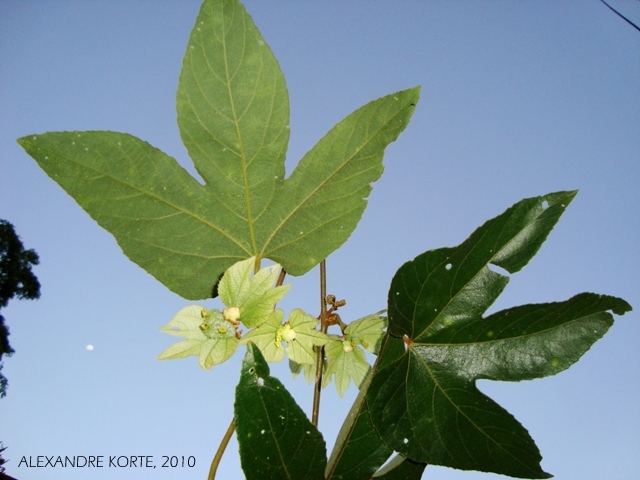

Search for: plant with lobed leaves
xmin=18 ymin=0 xmax=631 ymax=479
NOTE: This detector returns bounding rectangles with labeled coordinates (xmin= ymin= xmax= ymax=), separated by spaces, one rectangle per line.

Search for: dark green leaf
xmin=235 ymin=343 xmax=327 ymax=480
xmin=387 ymin=190 xmax=578 ymax=340
xmin=325 ymin=343 xmax=428 ymax=480
xmin=367 ymin=191 xmax=632 ymax=478
xmin=325 ymin=369 xmax=392 ymax=480
xmin=18 ymin=0 xmax=419 ymax=299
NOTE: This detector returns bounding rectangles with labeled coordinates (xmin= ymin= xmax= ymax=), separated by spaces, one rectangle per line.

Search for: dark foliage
xmin=0 ymin=219 xmax=41 ymax=397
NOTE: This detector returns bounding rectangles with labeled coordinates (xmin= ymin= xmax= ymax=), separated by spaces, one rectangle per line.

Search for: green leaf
xmin=345 ymin=311 xmax=387 ymax=353
xmin=18 ymin=0 xmax=419 ymax=300
xmin=284 ymin=309 xmax=329 ymax=365
xmin=235 ymin=343 xmax=327 ymax=480
xmin=218 ymin=256 xmax=290 ymax=327
xmin=325 ymin=359 xmax=426 ymax=480
xmin=18 ymin=131 xmax=250 ymax=300
xmin=367 ymin=191 xmax=632 ymax=478
xmin=320 ymin=312 xmax=385 ymax=396
xmin=257 ymin=87 xmax=420 ymax=275
xmin=177 ymin=0 xmax=289 ymax=229
xmin=289 ymin=358 xmax=316 ymax=384
xmin=323 ymin=339 xmax=370 ymax=397
xmin=239 ymin=309 xmax=286 ymax=362
xmin=158 ymin=306 xmax=239 ymax=369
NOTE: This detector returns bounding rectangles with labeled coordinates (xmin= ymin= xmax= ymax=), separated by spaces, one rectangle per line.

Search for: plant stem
xmin=208 ymin=417 xmax=235 ymax=480
xmin=311 ymin=260 xmax=328 ymax=426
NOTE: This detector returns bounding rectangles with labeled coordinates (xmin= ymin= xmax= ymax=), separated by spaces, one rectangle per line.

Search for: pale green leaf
xmin=289 ymin=359 xmax=317 ymax=384
xmin=159 ymin=305 xmax=210 ymax=339
xmin=158 ymin=339 xmax=203 ymax=360
xmin=218 ymin=256 xmax=255 ymax=307
xmin=198 ymin=336 xmax=239 ymax=369
xmin=158 ymin=306 xmax=239 ymax=369
xmin=239 ymin=309 xmax=286 ymax=362
xmin=323 ymin=340 xmax=370 ymax=397
xmin=218 ymin=256 xmax=290 ymax=327
xmin=345 ymin=311 xmax=387 ymax=353
xmin=285 ymin=309 xmax=329 ymax=365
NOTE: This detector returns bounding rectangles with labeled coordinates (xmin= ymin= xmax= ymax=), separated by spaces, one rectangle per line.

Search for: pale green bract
xmin=218 ymin=256 xmax=290 ymax=328
xmin=159 ymin=257 xmax=291 ymax=369
xmin=239 ymin=309 xmax=287 ymax=362
xmin=284 ymin=309 xmax=329 ymax=365
xmin=322 ymin=312 xmax=387 ymax=396
xmin=323 ymin=340 xmax=371 ymax=397
xmin=158 ymin=306 xmax=239 ymax=369
xmin=241 ymin=308 xmax=330 ymax=365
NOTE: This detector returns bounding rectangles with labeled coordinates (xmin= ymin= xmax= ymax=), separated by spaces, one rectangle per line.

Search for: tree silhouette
xmin=0 ymin=442 xmax=17 ymax=477
xmin=0 ymin=219 xmax=41 ymax=398
xmin=0 ymin=220 xmax=39 ymax=479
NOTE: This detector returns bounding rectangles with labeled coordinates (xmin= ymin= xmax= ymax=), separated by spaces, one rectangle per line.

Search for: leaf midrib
xmin=221 ymin=2 xmax=258 ymax=255
xmin=256 ymin=382 xmax=294 ymax=480
xmin=421 ymin=299 xmax=602 ymax=348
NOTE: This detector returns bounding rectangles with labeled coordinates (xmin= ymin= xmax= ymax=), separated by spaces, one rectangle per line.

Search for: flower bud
xmin=223 ymin=307 xmax=241 ymax=323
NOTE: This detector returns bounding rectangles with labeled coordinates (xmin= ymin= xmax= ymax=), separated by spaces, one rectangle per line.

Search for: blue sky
xmin=1 ymin=1 xmax=638 ymax=479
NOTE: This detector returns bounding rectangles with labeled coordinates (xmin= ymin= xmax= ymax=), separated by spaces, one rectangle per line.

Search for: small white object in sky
xmin=86 ymin=344 xmax=94 ymax=351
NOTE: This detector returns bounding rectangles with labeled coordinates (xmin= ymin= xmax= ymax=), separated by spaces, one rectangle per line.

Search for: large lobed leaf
xmin=18 ymin=0 xmax=419 ymax=300
xmin=235 ymin=343 xmax=326 ymax=480
xmin=366 ymin=191 xmax=632 ymax=478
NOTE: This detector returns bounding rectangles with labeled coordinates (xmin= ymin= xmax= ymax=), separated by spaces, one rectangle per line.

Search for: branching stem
xmin=312 ymin=259 xmax=328 ymax=426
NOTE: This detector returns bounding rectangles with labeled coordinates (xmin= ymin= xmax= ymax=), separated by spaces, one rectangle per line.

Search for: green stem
xmin=311 ymin=260 xmax=328 ymax=426
xmin=208 ymin=418 xmax=235 ymax=480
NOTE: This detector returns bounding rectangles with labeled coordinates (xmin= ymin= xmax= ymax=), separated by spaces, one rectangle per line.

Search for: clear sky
xmin=1 ymin=1 xmax=638 ymax=479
